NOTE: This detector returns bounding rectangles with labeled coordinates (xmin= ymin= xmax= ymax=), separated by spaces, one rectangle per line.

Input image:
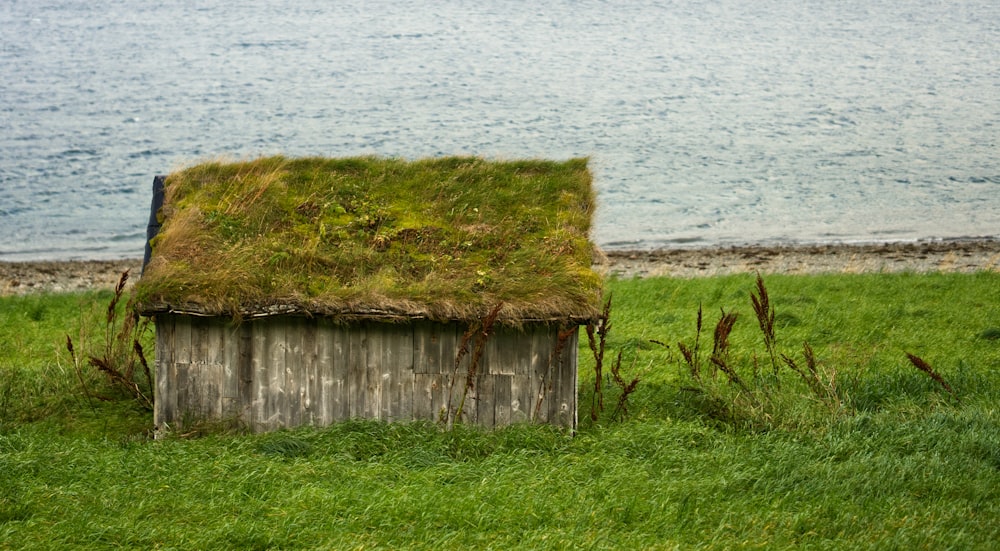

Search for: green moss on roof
xmin=135 ymin=156 xmax=602 ymax=323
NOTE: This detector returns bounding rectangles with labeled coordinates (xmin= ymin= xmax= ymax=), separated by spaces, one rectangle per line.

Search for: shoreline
xmin=2 ymin=239 xmax=999 ymax=296
xmin=599 ymin=238 xmax=1000 ymax=279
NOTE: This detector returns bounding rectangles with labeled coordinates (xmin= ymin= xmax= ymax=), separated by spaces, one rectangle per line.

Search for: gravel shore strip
xmin=3 ymin=239 xmax=999 ymax=296
xmin=599 ymin=239 xmax=1000 ymax=279
xmin=1 ymin=259 xmax=144 ymax=296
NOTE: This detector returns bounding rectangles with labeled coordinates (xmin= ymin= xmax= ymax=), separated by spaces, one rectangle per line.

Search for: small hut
xmin=135 ymin=156 xmax=602 ymax=433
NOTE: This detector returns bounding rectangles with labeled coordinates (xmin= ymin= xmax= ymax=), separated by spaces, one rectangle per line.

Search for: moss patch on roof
xmin=135 ymin=156 xmax=602 ymax=323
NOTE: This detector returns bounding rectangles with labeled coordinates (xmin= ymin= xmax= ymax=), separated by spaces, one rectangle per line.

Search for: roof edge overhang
xmin=138 ymin=302 xmax=596 ymax=326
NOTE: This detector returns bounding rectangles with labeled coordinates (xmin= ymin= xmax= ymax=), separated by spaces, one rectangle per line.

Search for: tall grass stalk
xmin=905 ymin=352 xmax=957 ymax=401
xmin=751 ymin=272 xmax=779 ymax=375
xmin=585 ymin=294 xmax=612 ymax=420
xmin=66 ymin=270 xmax=153 ymax=410
xmin=585 ymin=294 xmax=642 ymax=422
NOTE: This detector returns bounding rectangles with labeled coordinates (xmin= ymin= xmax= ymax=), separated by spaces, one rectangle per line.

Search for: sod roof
xmin=135 ymin=156 xmax=602 ymax=324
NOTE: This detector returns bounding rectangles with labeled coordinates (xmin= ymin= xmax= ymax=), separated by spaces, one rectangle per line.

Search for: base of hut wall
xmin=153 ymin=314 xmax=578 ymax=434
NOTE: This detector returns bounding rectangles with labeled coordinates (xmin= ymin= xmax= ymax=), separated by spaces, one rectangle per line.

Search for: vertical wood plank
xmin=154 ymin=314 xmax=176 ymax=432
xmin=186 ymin=316 xmax=203 ymax=419
xmin=368 ymin=323 xmax=386 ymax=421
xmin=314 ymin=319 xmax=332 ymax=425
xmin=250 ymin=320 xmax=267 ymax=431
xmin=447 ymin=321 xmax=463 ymax=371
xmin=484 ymin=326 xmax=499 ymax=376
xmin=236 ymin=323 xmax=253 ymax=427
xmin=413 ymin=373 xmax=436 ymax=422
xmin=463 ymin=334 xmax=478 ymax=425
xmin=256 ymin=321 xmax=274 ymax=431
xmin=330 ymin=322 xmax=350 ymax=421
xmin=196 ymin=316 xmax=216 ymax=419
xmin=547 ymin=325 xmax=564 ymax=425
xmin=363 ymin=322 xmax=382 ymax=420
xmin=488 ymin=326 xmax=515 ymax=375
xmin=268 ymin=321 xmax=288 ymax=431
xmin=205 ymin=318 xmax=225 ymax=419
xmin=475 ymin=366 xmax=494 ymax=428
xmin=173 ymin=316 xmax=192 ymax=428
xmin=413 ymin=321 xmax=445 ymax=375
xmin=221 ymin=320 xmax=239 ymax=419
xmin=301 ymin=319 xmax=318 ymax=426
xmin=487 ymin=329 xmax=517 ymax=427
xmin=283 ymin=318 xmax=303 ymax=429
xmin=510 ymin=375 xmax=529 ymax=424
xmin=528 ymin=326 xmax=542 ymax=424
xmin=513 ymin=328 xmax=532 ymax=377
xmin=373 ymin=323 xmax=410 ymax=421
xmin=392 ymin=323 xmax=415 ymax=421
xmin=556 ymin=328 xmax=579 ymax=430
xmin=532 ymin=324 xmax=559 ymax=423
xmin=348 ymin=322 xmax=367 ymax=419
xmin=494 ymin=374 xmax=512 ymax=427
xmin=509 ymin=328 xmax=532 ymax=424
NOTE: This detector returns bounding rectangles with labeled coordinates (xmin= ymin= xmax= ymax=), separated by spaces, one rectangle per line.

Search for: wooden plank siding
xmin=154 ymin=315 xmax=579 ymax=434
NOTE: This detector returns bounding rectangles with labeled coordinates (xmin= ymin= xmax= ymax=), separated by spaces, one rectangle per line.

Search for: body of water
xmin=2 ymin=0 xmax=998 ymax=260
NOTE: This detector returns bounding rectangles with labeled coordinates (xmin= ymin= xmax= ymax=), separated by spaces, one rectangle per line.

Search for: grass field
xmin=2 ymin=272 xmax=999 ymax=549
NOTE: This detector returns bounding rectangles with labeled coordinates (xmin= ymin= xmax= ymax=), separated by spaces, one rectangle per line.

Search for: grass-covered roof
xmin=135 ymin=156 xmax=602 ymax=323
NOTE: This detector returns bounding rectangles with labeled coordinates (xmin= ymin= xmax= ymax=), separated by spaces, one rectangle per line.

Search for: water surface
xmin=1 ymin=0 xmax=997 ymax=260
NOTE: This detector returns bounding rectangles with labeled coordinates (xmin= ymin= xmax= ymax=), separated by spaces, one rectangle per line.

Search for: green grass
xmin=136 ymin=156 xmax=600 ymax=323
xmin=592 ymin=272 xmax=1000 ymax=432
xmin=2 ymin=272 xmax=1000 ymax=549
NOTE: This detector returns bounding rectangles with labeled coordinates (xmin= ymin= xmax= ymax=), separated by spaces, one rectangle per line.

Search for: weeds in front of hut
xmin=585 ymin=296 xmax=610 ymax=421
xmin=585 ymin=294 xmax=641 ymax=423
xmin=0 ymin=290 xmax=153 ymax=431
xmin=447 ymin=303 xmax=504 ymax=429
xmin=442 ymin=301 xmax=584 ymax=429
xmin=67 ymin=270 xmax=153 ymax=410
xmin=608 ymin=350 xmax=641 ymax=421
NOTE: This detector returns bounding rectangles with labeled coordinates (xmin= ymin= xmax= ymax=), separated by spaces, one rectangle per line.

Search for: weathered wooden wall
xmin=154 ymin=315 xmax=578 ymax=433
